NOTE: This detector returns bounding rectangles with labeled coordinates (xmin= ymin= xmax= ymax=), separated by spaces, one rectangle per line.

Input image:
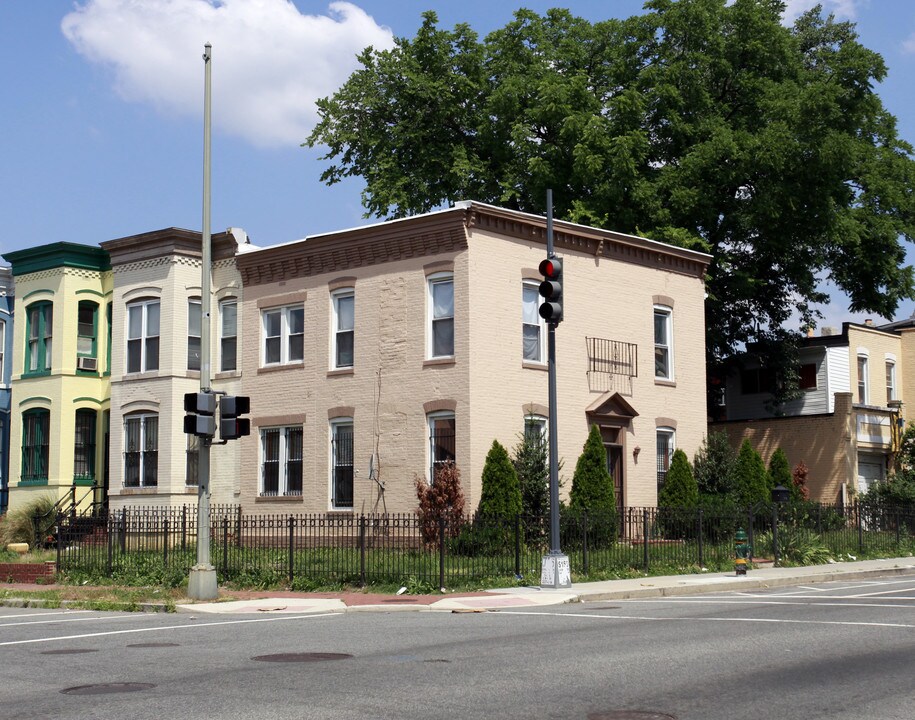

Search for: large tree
xmin=307 ymin=0 xmax=915 ymax=399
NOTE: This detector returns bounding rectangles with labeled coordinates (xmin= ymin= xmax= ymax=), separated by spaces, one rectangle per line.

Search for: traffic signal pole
xmin=188 ymin=43 xmax=217 ymax=600
xmin=540 ymin=190 xmax=571 ymax=589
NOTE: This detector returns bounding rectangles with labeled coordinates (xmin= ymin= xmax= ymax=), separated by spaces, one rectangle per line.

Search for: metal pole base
xmin=540 ymin=553 xmax=571 ymax=589
xmin=187 ymin=564 xmax=218 ymax=600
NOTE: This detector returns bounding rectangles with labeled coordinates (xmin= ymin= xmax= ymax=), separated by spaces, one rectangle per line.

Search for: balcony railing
xmin=586 ymin=337 xmax=638 ymax=377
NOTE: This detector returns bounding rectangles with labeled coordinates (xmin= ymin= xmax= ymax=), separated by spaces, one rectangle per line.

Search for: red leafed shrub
xmin=792 ymin=461 xmax=810 ymax=501
xmin=414 ymin=462 xmax=465 ymax=548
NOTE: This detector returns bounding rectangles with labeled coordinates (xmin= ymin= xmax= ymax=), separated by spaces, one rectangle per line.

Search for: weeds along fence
xmin=56 ymin=502 xmax=915 ymax=588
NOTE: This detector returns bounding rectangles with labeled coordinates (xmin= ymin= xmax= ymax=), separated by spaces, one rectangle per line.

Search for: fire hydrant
xmin=735 ymin=528 xmax=750 ymax=575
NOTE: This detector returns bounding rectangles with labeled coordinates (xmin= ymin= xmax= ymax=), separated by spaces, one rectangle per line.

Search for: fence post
xmin=856 ymin=501 xmax=864 ymax=553
xmin=163 ymin=518 xmax=169 ymax=568
xmin=697 ymin=507 xmax=704 ymax=568
xmin=642 ymin=508 xmax=649 ymax=572
xmin=895 ymin=508 xmax=901 ymax=547
xmin=55 ymin=511 xmax=63 ymax=571
xmin=771 ymin=504 xmax=779 ymax=567
xmin=181 ymin=505 xmax=187 ymax=551
xmin=581 ymin=511 xmax=589 ymax=576
xmin=288 ymin=516 xmax=295 ymax=584
xmin=359 ymin=515 xmax=366 ymax=588
xmin=816 ymin=504 xmax=822 ymax=536
xmin=236 ymin=505 xmax=243 ymax=548
xmin=222 ymin=517 xmax=229 ymax=575
xmin=514 ymin=514 xmax=521 ymax=578
xmin=438 ymin=515 xmax=446 ymax=591
xmin=120 ymin=508 xmax=127 ymax=554
xmin=747 ymin=508 xmax=755 ymax=563
xmin=106 ymin=512 xmax=113 ymax=575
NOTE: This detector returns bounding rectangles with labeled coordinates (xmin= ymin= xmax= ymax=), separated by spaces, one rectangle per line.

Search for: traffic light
xmin=219 ymin=395 xmax=251 ymax=441
xmin=184 ymin=392 xmax=216 ymax=436
xmin=538 ymin=256 xmax=563 ymax=324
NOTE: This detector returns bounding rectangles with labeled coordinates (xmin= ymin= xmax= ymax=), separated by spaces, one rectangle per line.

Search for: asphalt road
xmin=2 ymin=576 xmax=914 ymax=720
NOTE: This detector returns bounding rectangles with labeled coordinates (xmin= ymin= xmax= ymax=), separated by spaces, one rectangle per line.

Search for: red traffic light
xmin=539 ymin=258 xmax=561 ymax=279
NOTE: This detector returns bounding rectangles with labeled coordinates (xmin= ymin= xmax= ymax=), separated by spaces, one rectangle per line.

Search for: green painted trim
xmin=73 ymin=477 xmax=95 ymax=487
xmin=5 ymin=242 xmax=111 ymax=275
xmin=22 ymin=289 xmax=54 ymax=301
xmin=72 ymin=397 xmax=104 ymax=405
xmin=75 ymin=289 xmax=106 ymax=298
xmin=17 ymin=478 xmax=48 ymax=486
xmin=21 ymin=370 xmax=51 ymax=379
xmin=19 ymin=396 xmax=52 ymax=407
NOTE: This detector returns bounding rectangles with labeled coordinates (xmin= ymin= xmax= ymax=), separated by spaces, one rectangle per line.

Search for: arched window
xmin=21 ymin=409 xmax=50 ymax=484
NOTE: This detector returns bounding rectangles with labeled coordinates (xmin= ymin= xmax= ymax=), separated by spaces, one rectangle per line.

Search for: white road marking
xmin=500 ymin=610 xmax=915 ymax=629
xmin=0 ymin=610 xmax=93 ymax=620
xmin=844 ymin=588 xmax=915 ymax=598
xmin=0 ymin=614 xmax=149 ymax=629
xmin=610 ymin=599 xmax=915 ymax=609
xmin=0 ymin=612 xmax=339 ymax=647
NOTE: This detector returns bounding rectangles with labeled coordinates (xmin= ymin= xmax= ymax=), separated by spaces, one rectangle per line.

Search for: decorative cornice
xmin=4 ymin=242 xmax=110 ymax=275
xmin=101 ymin=228 xmax=238 ymax=266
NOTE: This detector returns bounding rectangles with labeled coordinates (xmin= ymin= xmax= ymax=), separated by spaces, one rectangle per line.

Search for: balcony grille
xmin=586 ymin=337 xmax=637 ymax=377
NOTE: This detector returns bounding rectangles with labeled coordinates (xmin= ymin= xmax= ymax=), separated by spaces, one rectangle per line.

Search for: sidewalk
xmin=175 ymin=556 xmax=915 ymax=615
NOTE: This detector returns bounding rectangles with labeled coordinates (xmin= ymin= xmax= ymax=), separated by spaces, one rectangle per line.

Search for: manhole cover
xmin=127 ymin=642 xmax=180 ymax=648
xmin=61 ymin=683 xmax=155 ymax=696
xmin=41 ymin=649 xmax=98 ymax=655
xmin=589 ymin=713 xmax=677 ymax=720
xmin=252 ymin=652 xmax=353 ymax=663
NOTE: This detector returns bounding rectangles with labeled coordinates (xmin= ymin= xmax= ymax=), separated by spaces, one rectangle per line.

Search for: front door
xmin=857 ymin=455 xmax=885 ymax=496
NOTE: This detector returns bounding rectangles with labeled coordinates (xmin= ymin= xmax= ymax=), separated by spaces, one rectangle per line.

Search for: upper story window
xmin=332 ymin=290 xmax=355 ymax=369
xmin=522 ymin=283 xmax=545 ymax=363
xmin=21 ymin=409 xmax=50 ymax=484
xmin=219 ymin=299 xmax=237 ymax=372
xmin=798 ymin=363 xmax=817 ymax=390
xmin=25 ymin=301 xmax=53 ymax=374
xmin=127 ymin=300 xmax=160 ymax=374
xmin=524 ymin=414 xmax=547 ymax=447
xmin=656 ymin=427 xmax=675 ymax=492
xmin=187 ymin=299 xmax=202 ymax=371
xmin=428 ymin=413 xmax=456 ymax=483
xmin=0 ymin=320 xmax=5 ymax=381
xmin=428 ymin=274 xmax=454 ymax=359
xmin=654 ymin=306 xmax=673 ymax=380
xmin=76 ymin=301 xmax=99 ymax=372
xmin=886 ymin=359 xmax=897 ymax=404
xmin=262 ymin=305 xmax=304 ymax=366
xmin=106 ymin=303 xmax=112 ymax=374
xmin=124 ymin=413 xmax=158 ymax=487
xmin=857 ymin=354 xmax=869 ymax=404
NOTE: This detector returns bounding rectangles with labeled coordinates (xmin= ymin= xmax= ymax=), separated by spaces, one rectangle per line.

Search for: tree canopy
xmin=307 ymin=0 xmax=915 ymax=393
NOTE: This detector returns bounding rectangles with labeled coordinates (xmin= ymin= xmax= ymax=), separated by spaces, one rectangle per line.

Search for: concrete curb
xmin=0 ymin=598 xmax=173 ymax=613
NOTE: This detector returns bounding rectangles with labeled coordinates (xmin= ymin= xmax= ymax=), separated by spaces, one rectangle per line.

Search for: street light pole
xmin=187 ymin=42 xmax=217 ymax=600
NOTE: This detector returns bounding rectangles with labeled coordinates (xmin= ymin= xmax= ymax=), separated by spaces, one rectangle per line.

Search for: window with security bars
xmin=429 ymin=415 xmax=456 ymax=482
xmin=186 ymin=434 xmax=199 ymax=487
xmin=22 ymin=410 xmax=50 ymax=483
xmin=656 ymin=428 xmax=675 ymax=492
xmin=331 ymin=422 xmax=354 ymax=508
xmin=124 ymin=414 xmax=158 ymax=487
xmin=260 ymin=427 xmax=303 ymax=496
xmin=73 ymin=409 xmax=96 ymax=483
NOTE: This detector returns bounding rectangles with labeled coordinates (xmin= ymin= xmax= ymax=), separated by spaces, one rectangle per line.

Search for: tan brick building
xmin=235 ymin=202 xmax=710 ymax=514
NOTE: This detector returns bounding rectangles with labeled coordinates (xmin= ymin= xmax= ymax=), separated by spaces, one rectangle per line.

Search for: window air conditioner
xmin=77 ymin=356 xmax=98 ymax=372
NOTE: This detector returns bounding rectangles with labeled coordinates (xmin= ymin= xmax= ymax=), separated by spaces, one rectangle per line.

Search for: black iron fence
xmin=55 ymin=501 xmax=915 ymax=588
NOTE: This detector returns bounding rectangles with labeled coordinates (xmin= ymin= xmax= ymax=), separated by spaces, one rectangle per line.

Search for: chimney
xmin=864 ymin=318 xmax=874 ymax=327
xmin=821 ymin=326 xmax=836 ymax=336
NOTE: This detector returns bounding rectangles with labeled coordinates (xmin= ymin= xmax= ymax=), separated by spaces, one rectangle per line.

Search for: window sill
xmin=121 ymin=371 xmax=159 ymax=381
xmin=119 ymin=487 xmax=159 ymax=495
xmin=423 ymin=357 xmax=455 ymax=368
xmin=185 ymin=370 xmax=201 ymax=379
xmin=328 ymin=507 xmax=354 ymax=513
xmin=22 ymin=371 xmax=51 ymax=379
xmin=215 ymin=371 xmax=241 ymax=380
xmin=75 ymin=371 xmax=101 ymax=378
xmin=255 ymin=494 xmax=304 ymax=503
xmin=654 ymin=378 xmax=676 ymax=388
xmin=257 ymin=363 xmax=304 ymax=375
xmin=73 ymin=478 xmax=95 ymax=487
xmin=327 ymin=368 xmax=354 ymax=377
xmin=17 ymin=479 xmax=48 ymax=486
xmin=522 ymin=361 xmax=548 ymax=371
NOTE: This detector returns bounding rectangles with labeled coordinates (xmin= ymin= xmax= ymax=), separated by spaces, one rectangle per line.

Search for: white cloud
xmin=781 ymin=0 xmax=861 ymax=23
xmin=61 ymin=0 xmax=394 ymax=147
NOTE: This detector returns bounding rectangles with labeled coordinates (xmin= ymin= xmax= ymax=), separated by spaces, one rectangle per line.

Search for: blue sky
xmin=2 ymin=0 xmax=915 ymax=328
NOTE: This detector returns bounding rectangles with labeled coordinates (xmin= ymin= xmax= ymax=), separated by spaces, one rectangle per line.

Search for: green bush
xmin=693 ymin=432 xmax=737 ymax=498
xmin=735 ymin=439 xmax=770 ymax=507
xmin=478 ymin=440 xmax=522 ymax=517
xmin=512 ymin=426 xmax=550 ymax=521
xmin=569 ymin=425 xmax=617 ymax=543
xmin=768 ymin=448 xmax=792 ymax=495
xmin=659 ymin=450 xmax=698 ymax=508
